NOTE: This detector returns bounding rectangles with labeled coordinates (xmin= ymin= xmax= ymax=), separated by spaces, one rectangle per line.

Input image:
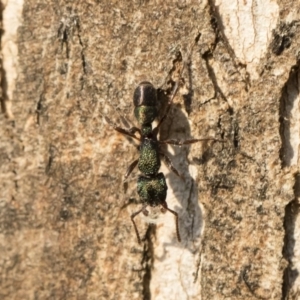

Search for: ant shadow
xmin=156 ymin=87 xmax=206 ymax=252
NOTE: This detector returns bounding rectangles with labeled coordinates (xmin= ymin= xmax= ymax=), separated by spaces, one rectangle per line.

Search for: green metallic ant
xmin=105 ymin=35 xmax=225 ymax=243
xmin=105 ymin=80 xmax=222 ymax=243
xmin=106 ymin=81 xmax=183 ymax=243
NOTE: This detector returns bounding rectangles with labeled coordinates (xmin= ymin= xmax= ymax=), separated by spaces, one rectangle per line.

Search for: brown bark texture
xmin=1 ymin=0 xmax=300 ymax=299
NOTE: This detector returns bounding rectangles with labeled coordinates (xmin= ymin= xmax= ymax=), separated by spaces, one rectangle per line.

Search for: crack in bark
xmin=207 ymin=0 xmax=250 ymax=89
xmin=279 ymin=60 xmax=300 ymax=167
xmin=282 ymin=173 xmax=300 ymax=299
xmin=142 ymin=226 xmax=154 ymax=300
xmin=57 ymin=10 xmax=87 ymax=78
xmin=0 ymin=3 xmax=9 ymax=117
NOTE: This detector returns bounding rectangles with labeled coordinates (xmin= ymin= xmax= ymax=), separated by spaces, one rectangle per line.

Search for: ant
xmin=105 ymin=35 xmax=223 ymax=243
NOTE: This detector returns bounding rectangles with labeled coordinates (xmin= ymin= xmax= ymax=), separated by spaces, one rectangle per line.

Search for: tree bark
xmin=1 ymin=0 xmax=299 ymax=299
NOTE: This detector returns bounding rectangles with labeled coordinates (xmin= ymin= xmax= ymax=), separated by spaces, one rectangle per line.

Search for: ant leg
xmin=131 ymin=204 xmax=148 ymax=243
xmin=128 ymin=127 xmax=141 ymax=135
xmin=159 ymin=152 xmax=185 ymax=181
xmin=160 ymin=137 xmax=224 ymax=146
xmin=161 ymin=201 xmax=181 ymax=242
xmin=104 ymin=116 xmax=141 ymax=141
xmin=153 ymin=33 xmax=202 ymax=136
xmin=152 ymin=81 xmax=180 ymax=137
xmin=112 ymin=109 xmax=141 ymax=136
xmin=124 ymin=159 xmax=139 ymax=180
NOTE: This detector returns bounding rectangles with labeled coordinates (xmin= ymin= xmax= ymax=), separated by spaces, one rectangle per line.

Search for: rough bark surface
xmin=1 ymin=0 xmax=300 ymax=299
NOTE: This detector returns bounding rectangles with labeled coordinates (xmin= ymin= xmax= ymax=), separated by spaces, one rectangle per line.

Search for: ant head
xmin=133 ymin=82 xmax=157 ymax=107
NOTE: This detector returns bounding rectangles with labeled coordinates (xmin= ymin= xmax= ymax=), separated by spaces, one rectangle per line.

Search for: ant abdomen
xmin=137 ymin=173 xmax=167 ymax=207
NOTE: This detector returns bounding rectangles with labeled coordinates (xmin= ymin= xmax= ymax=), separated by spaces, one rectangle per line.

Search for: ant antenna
xmin=153 ymin=32 xmax=201 ymax=134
